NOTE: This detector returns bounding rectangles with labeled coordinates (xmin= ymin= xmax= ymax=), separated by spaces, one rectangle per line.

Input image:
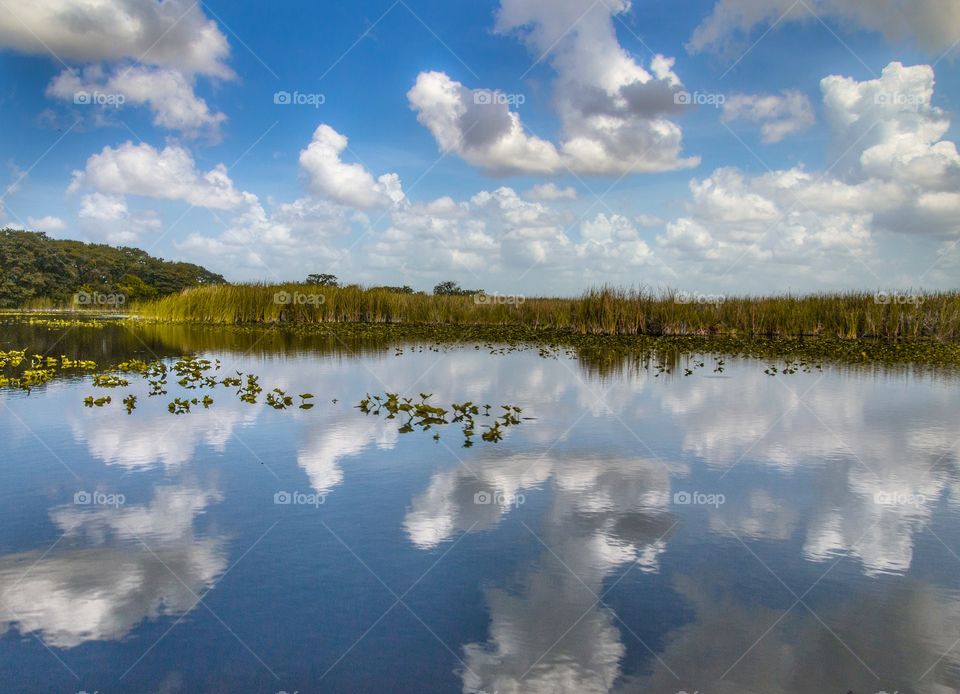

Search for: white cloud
xmin=26 ymin=215 xmax=65 ymax=231
xmin=299 ymin=124 xmax=404 ymax=209
xmin=577 ymin=213 xmax=653 ymax=267
xmin=362 ymin=186 xmax=656 ymax=283
xmin=75 ymin=191 xmax=161 ymax=244
xmin=524 ymin=182 xmax=577 ymax=201
xmin=689 ymin=0 xmax=960 ymax=55
xmin=721 ymin=89 xmax=816 ymax=143
xmin=0 ymin=0 xmax=232 ymax=78
xmin=657 ymin=62 xmax=960 ymax=284
xmin=408 ymin=0 xmax=699 ymax=176
xmin=106 ymin=62 xmax=958 ymax=292
xmin=69 ymin=141 xmax=253 ymax=210
xmin=46 ymin=65 xmax=226 ymax=139
xmin=635 ymin=213 xmax=663 ymax=227
xmin=407 ymin=71 xmax=562 ymax=175
xmin=176 ymin=196 xmax=353 ymax=279
xmin=494 ymin=0 xmax=699 ymax=175
xmin=78 ymin=192 xmax=127 ymax=221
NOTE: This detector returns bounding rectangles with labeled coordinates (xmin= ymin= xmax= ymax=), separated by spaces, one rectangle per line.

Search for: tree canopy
xmin=0 ymin=229 xmax=225 ymax=307
xmin=433 ymin=280 xmax=480 ymax=296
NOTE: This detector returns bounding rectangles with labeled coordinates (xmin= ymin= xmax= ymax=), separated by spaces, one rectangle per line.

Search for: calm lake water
xmin=1 ymin=320 xmax=959 ymax=693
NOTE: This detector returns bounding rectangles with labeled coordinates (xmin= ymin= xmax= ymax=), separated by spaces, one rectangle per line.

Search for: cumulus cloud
xmin=496 ymin=0 xmax=699 ymax=174
xmin=362 ymin=185 xmax=657 ymax=281
xmin=721 ymin=89 xmax=816 ymax=143
xmin=409 ymin=0 xmax=698 ymax=176
xmin=635 ymin=213 xmax=664 ymax=227
xmin=26 ymin=215 xmax=65 ymax=231
xmin=100 ymin=62 xmax=956 ymax=291
xmin=0 ymin=0 xmax=232 ymax=77
xmin=657 ymin=61 xmax=960 ymax=283
xmin=74 ymin=191 xmax=162 ymax=243
xmin=689 ymin=0 xmax=960 ymax=56
xmin=78 ymin=192 xmax=127 ymax=221
xmin=407 ymin=71 xmax=562 ymax=175
xmin=46 ymin=65 xmax=226 ymax=138
xmin=0 ymin=1 xmax=232 ymax=143
xmin=176 ymin=195 xmax=353 ymax=278
xmin=298 ymin=124 xmax=405 ymax=209
xmin=69 ymin=141 xmax=254 ymax=210
xmin=523 ymin=182 xmax=577 ymax=201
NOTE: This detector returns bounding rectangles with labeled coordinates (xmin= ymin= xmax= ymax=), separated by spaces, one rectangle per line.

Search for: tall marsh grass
xmin=134 ymin=285 xmax=960 ymax=340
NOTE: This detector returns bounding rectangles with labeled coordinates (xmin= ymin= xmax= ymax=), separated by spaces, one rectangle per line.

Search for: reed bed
xmin=133 ymin=285 xmax=960 ymax=340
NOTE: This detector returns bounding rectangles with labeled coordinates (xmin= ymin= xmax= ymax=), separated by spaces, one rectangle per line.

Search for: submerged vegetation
xmin=137 ymin=284 xmax=960 ymax=342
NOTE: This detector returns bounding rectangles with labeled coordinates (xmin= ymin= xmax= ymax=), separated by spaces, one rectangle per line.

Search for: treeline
xmin=0 ymin=229 xmax=225 ymax=307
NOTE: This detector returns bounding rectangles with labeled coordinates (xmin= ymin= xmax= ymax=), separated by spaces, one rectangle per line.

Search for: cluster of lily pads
xmin=0 ymin=349 xmax=97 ymax=390
xmin=80 ymin=355 xmax=317 ymax=416
xmin=357 ymin=392 xmax=529 ymax=446
xmin=0 ymin=315 xmax=108 ymax=329
xmin=71 ymin=355 xmax=526 ymax=445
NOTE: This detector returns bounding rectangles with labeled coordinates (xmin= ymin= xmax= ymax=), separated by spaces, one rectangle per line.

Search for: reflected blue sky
xmin=1 ymin=333 xmax=959 ymax=692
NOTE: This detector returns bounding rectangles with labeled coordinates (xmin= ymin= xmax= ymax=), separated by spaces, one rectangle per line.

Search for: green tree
xmin=0 ymin=228 xmax=225 ymax=307
xmin=434 ymin=280 xmax=480 ymax=296
xmin=306 ymin=273 xmax=339 ymax=286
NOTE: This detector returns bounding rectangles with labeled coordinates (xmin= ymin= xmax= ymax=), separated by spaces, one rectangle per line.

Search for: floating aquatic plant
xmin=357 ymin=392 xmax=528 ymax=446
xmin=83 ymin=395 xmax=111 ymax=407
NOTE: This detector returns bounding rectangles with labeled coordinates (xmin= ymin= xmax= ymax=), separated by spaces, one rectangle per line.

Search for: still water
xmin=1 ymin=321 xmax=959 ymax=693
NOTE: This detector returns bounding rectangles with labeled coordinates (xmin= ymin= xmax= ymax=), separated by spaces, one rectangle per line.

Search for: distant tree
xmin=306 ymin=273 xmax=339 ymax=286
xmin=0 ymin=229 xmax=225 ymax=307
xmin=115 ymin=273 xmax=159 ymax=301
xmin=434 ymin=280 xmax=480 ymax=296
xmin=370 ymin=285 xmax=414 ymax=294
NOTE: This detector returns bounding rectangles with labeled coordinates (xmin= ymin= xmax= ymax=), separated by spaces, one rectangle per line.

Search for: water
xmin=1 ymin=320 xmax=959 ymax=693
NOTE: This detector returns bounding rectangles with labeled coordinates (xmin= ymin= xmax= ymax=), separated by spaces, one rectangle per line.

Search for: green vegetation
xmin=434 ymin=280 xmax=480 ymax=296
xmin=0 ymin=348 xmax=523 ymax=445
xmin=137 ymin=283 xmax=960 ymax=341
xmin=358 ymin=392 xmax=527 ymax=446
xmin=306 ymin=273 xmax=339 ymax=286
xmin=0 ymin=229 xmax=225 ymax=307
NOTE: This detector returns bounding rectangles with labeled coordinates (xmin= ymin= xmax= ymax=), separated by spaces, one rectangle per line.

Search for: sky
xmin=0 ymin=0 xmax=958 ymax=296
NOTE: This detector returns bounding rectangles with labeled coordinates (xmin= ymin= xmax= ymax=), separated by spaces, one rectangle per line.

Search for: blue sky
xmin=0 ymin=0 xmax=958 ymax=295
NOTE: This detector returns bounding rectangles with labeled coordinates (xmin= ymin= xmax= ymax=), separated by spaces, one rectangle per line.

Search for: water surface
xmin=1 ymin=321 xmax=959 ymax=693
